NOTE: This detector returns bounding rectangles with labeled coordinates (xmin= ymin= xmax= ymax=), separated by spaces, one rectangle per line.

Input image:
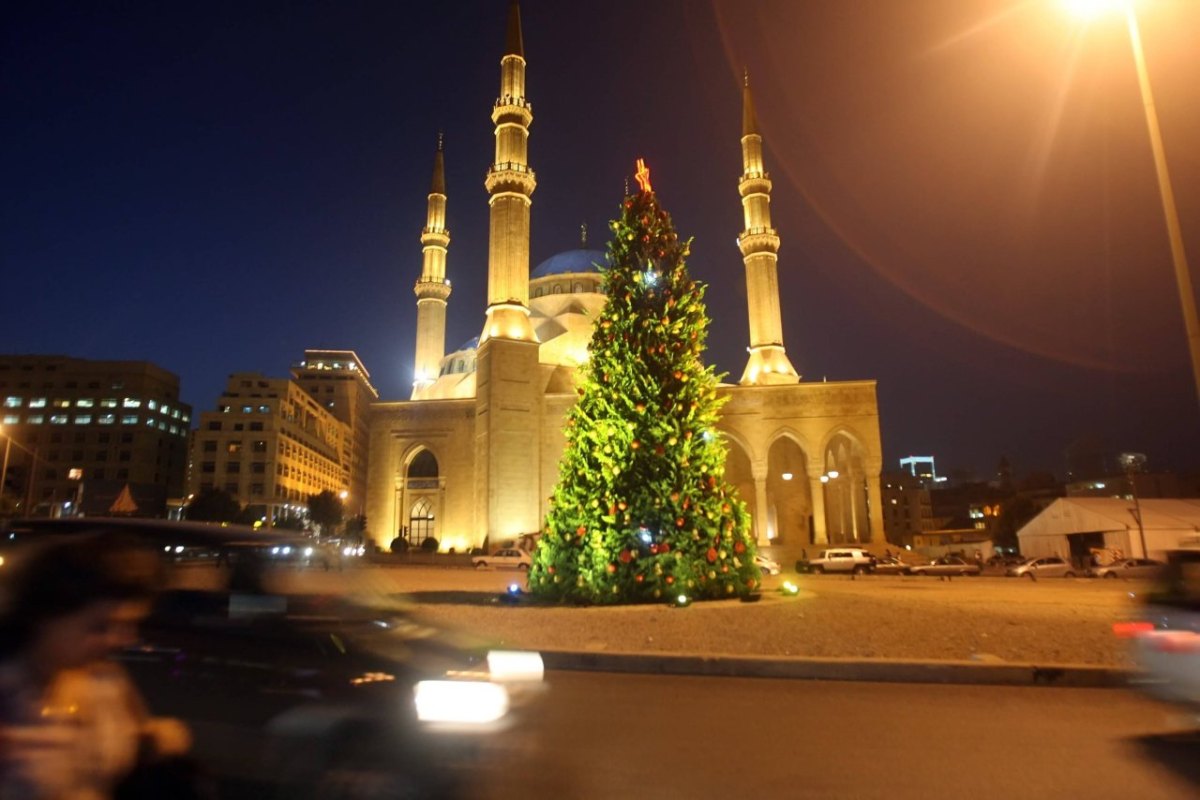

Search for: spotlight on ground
xmin=780 ymin=581 xmax=800 ymax=596
xmin=672 ymin=594 xmax=692 ymax=608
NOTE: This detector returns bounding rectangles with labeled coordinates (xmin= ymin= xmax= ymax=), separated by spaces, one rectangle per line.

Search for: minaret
xmin=412 ymin=134 xmax=452 ymax=398
xmin=473 ymin=0 xmax=542 ymax=543
xmin=481 ymin=0 xmax=537 ymax=343
xmin=738 ymin=72 xmax=799 ymax=385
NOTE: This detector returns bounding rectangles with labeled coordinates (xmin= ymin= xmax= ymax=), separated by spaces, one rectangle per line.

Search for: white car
xmin=1128 ymin=549 xmax=1200 ymax=718
xmin=754 ymin=554 xmax=782 ymax=576
xmin=472 ymin=548 xmax=532 ymax=570
xmin=1087 ymin=558 xmax=1164 ymax=580
xmin=806 ymin=548 xmax=874 ymax=575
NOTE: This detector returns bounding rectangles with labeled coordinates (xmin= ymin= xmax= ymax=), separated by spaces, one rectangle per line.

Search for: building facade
xmin=365 ymin=3 xmax=885 ymax=565
xmin=0 ymin=355 xmax=191 ymax=517
xmin=188 ymin=372 xmax=352 ymax=522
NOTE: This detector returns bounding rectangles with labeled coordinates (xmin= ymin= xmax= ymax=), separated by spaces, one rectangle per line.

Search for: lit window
xmin=171 ymin=409 xmax=180 ymax=419
xmin=2 ymin=414 xmax=18 ymax=425
xmin=145 ymin=418 xmax=155 ymax=427
xmin=121 ymin=415 xmax=138 ymax=425
xmin=182 ymin=413 xmax=189 ymax=423
xmin=242 ymin=406 xmax=252 ymax=414
xmin=53 ymin=399 xmax=70 ymax=408
xmin=170 ymin=425 xmax=179 ymax=435
xmin=147 ymin=399 xmax=157 ymax=411
xmin=157 ymin=421 xmax=166 ymax=430
xmin=29 ymin=398 xmax=46 ymax=408
xmin=101 ymin=398 xmax=118 ymax=408
xmin=161 ymin=404 xmax=170 ymax=415
xmin=3 ymin=397 xmax=21 ymax=408
xmin=50 ymin=415 xmax=68 ymax=425
xmin=26 ymin=415 xmax=44 ymax=425
xmin=74 ymin=415 xmax=92 ymax=425
xmin=76 ymin=399 xmax=94 ymax=408
xmin=259 ymin=405 xmax=270 ymax=414
xmin=123 ymin=398 xmax=141 ymax=408
xmin=98 ymin=414 xmax=115 ymax=425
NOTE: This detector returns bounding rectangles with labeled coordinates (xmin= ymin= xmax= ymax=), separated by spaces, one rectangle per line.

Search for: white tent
xmin=1017 ymin=498 xmax=1200 ymax=560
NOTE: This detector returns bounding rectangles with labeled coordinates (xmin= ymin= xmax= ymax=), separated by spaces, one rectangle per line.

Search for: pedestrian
xmin=0 ymin=532 xmax=197 ymax=799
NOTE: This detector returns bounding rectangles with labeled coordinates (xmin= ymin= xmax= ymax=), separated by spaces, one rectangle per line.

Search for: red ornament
xmin=659 ymin=542 xmax=670 ymax=553
xmin=734 ymin=540 xmax=746 ymax=554
xmin=722 ymin=503 xmax=732 ymax=514
xmin=649 ymin=544 xmax=659 ymax=554
xmin=706 ymin=547 xmax=718 ymax=563
xmin=631 ymin=440 xmax=641 ymax=450
xmin=577 ymin=525 xmax=587 ymax=536
xmin=666 ymin=576 xmax=675 ymax=585
xmin=606 ymin=563 xmax=617 ymax=574
xmin=670 ymin=492 xmax=680 ymax=503
xmin=675 ymin=517 xmax=685 ymax=528
xmin=619 ymin=549 xmax=632 ymax=563
xmin=635 ymin=574 xmax=644 ymax=583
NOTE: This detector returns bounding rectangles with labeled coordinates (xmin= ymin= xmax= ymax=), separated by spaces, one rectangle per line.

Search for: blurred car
xmin=871 ymin=556 xmax=912 ymax=575
xmin=754 ymin=554 xmax=782 ymax=576
xmin=1086 ymin=558 xmax=1164 ymax=580
xmin=1006 ymin=556 xmax=1077 ymax=579
xmin=908 ymin=556 xmax=981 ymax=577
xmin=471 ymin=547 xmax=532 ymax=570
xmin=0 ymin=519 xmax=546 ymax=799
xmin=1126 ymin=548 xmax=1200 ymax=719
xmin=806 ymin=547 xmax=875 ymax=575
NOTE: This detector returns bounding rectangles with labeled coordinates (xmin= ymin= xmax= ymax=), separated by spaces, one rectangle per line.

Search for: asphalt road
xmin=468 ymin=672 xmax=1199 ymax=800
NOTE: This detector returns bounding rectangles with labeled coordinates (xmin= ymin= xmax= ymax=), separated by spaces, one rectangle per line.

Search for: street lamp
xmin=1064 ymin=0 xmax=1200 ymax=408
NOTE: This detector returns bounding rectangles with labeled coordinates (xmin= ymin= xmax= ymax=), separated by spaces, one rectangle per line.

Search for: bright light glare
xmin=1061 ymin=0 xmax=1129 ymax=20
xmin=487 ymin=650 xmax=545 ymax=682
xmin=414 ymin=680 xmax=509 ymax=725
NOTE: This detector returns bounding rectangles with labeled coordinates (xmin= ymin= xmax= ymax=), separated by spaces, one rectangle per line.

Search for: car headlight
xmin=486 ymin=650 xmax=544 ymax=683
xmin=414 ymin=680 xmax=509 ymax=725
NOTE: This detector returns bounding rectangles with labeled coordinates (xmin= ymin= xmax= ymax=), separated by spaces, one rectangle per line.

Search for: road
xmin=469 ymin=672 xmax=1198 ymax=800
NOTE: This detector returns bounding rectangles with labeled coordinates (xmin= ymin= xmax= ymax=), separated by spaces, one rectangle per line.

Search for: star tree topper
xmin=634 ymin=158 xmax=652 ymax=193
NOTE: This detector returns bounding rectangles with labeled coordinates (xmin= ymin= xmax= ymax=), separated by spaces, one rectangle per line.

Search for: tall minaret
xmin=479 ymin=0 xmax=537 ymax=344
xmin=412 ymin=134 xmax=452 ymax=398
xmin=738 ymin=72 xmax=800 ymax=385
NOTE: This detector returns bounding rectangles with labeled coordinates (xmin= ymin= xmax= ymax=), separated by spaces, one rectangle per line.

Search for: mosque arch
xmin=722 ymin=435 xmax=755 ymax=537
xmin=395 ymin=446 xmax=443 ymax=548
xmin=765 ymin=434 xmax=811 ymax=548
xmin=819 ymin=428 xmax=872 ymax=545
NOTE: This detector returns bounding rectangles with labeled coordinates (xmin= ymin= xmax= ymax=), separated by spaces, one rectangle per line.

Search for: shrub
xmin=420 ymin=537 xmax=439 ymax=553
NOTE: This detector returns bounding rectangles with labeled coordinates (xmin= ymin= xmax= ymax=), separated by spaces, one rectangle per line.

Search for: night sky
xmin=5 ymin=0 xmax=1198 ymax=481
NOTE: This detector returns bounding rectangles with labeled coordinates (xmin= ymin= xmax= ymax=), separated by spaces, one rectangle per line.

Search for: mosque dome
xmin=530 ymin=248 xmax=608 ymax=279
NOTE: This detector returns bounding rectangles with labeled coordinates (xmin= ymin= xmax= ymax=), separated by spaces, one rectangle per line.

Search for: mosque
xmin=364 ymin=2 xmax=884 ymax=564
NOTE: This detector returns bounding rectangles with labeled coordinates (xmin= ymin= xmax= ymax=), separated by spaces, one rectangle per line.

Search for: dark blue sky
xmin=4 ymin=1 xmax=1199 ymax=480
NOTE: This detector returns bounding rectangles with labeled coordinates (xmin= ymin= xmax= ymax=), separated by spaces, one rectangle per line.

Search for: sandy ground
xmin=174 ymin=564 xmax=1144 ymax=667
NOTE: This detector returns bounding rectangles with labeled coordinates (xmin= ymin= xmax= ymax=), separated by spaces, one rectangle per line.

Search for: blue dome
xmin=454 ymin=336 xmax=479 ymax=352
xmin=531 ymin=248 xmax=608 ymax=278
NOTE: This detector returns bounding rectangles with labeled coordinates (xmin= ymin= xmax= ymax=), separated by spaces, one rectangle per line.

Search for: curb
xmin=537 ymin=650 xmax=1137 ymax=688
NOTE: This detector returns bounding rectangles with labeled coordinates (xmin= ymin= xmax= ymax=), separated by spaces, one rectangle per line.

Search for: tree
xmin=343 ymin=514 xmax=368 ymax=543
xmin=307 ymin=490 xmax=344 ymax=538
xmin=528 ymin=162 xmax=759 ymax=604
xmin=185 ymin=488 xmax=242 ymax=523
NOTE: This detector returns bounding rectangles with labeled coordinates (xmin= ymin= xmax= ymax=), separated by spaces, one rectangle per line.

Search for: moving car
xmin=0 ymin=519 xmax=546 ymax=798
xmin=871 ymin=556 xmax=912 ymax=575
xmin=806 ymin=548 xmax=875 ymax=575
xmin=1006 ymin=556 xmax=1076 ymax=579
xmin=908 ymin=556 xmax=981 ymax=577
xmin=471 ymin=547 xmax=532 ymax=570
xmin=1126 ymin=548 xmax=1200 ymax=719
xmin=754 ymin=553 xmax=782 ymax=576
xmin=1086 ymin=558 xmax=1164 ymax=580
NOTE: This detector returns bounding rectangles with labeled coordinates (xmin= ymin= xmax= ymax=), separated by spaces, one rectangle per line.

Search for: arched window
xmin=408 ymin=449 xmax=439 ymax=478
xmin=533 ymin=287 xmax=543 ymax=298
xmin=552 ymin=284 xmax=563 ymax=295
xmin=409 ymin=498 xmax=435 ymax=547
xmin=573 ymin=282 xmax=583 ymax=293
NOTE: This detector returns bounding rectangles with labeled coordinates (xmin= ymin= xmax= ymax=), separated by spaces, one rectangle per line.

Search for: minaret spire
xmin=412 ymin=134 xmax=452 ymax=397
xmin=481 ymin=0 xmax=537 ymax=343
xmin=737 ymin=71 xmax=800 ymax=385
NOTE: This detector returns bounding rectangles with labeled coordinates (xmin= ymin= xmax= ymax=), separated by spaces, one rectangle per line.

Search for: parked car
xmin=1006 ymin=556 xmax=1076 ymax=579
xmin=754 ymin=553 xmax=782 ymax=576
xmin=472 ymin=547 xmax=532 ymax=570
xmin=871 ymin=556 xmax=912 ymax=575
xmin=987 ymin=553 xmax=1025 ymax=568
xmin=805 ymin=547 xmax=875 ymax=575
xmin=908 ymin=556 xmax=981 ymax=577
xmin=1126 ymin=548 xmax=1200 ymax=718
xmin=1087 ymin=558 xmax=1164 ymax=580
xmin=0 ymin=519 xmax=546 ymax=798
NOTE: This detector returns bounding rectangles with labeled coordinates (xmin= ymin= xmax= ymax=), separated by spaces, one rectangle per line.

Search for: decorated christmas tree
xmin=528 ymin=159 xmax=759 ymax=604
